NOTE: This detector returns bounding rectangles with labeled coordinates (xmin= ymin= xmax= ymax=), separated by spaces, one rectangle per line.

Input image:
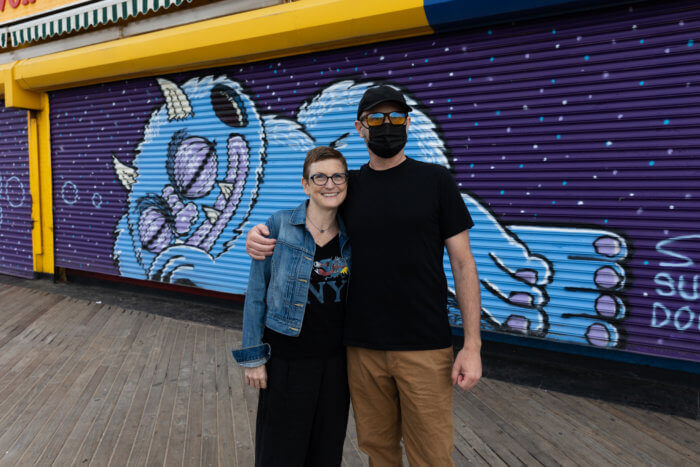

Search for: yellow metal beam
xmin=13 ymin=0 xmax=431 ymax=92
xmin=1 ymin=63 xmax=42 ymax=108
xmin=27 ymin=93 xmax=54 ymax=274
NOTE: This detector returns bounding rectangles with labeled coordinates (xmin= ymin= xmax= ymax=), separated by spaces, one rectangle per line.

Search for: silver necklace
xmin=306 ymin=215 xmax=333 ymax=234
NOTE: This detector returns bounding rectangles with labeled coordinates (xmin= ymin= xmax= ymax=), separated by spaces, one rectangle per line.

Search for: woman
xmin=232 ymin=146 xmax=351 ymax=466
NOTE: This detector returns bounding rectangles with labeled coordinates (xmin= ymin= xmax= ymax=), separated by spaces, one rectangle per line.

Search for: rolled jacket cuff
xmin=232 ymin=343 xmax=271 ymax=368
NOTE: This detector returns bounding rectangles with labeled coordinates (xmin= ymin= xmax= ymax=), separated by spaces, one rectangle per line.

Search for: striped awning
xmin=5 ymin=0 xmax=194 ymax=48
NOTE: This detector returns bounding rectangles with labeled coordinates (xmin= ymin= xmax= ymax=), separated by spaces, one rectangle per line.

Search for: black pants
xmin=254 ymin=353 xmax=350 ymax=467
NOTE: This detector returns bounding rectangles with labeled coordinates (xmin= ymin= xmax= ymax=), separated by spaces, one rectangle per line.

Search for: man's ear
xmin=354 ymin=120 xmax=364 ymax=137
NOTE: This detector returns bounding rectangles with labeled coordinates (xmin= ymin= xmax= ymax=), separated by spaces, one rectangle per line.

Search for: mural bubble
xmin=6 ymin=176 xmax=26 ymax=208
xmin=61 ymin=181 xmax=79 ymax=205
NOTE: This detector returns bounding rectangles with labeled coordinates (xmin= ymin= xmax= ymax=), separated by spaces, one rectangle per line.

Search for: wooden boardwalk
xmin=0 ymin=282 xmax=697 ymax=466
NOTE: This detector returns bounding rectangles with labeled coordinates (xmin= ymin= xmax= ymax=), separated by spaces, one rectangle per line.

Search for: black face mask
xmin=367 ymin=123 xmax=408 ymax=159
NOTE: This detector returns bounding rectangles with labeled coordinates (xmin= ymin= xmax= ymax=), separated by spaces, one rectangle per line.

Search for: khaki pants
xmin=347 ymin=346 xmax=454 ymax=467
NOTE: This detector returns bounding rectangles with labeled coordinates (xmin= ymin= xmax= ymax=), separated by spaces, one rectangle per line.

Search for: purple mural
xmin=50 ymin=1 xmax=700 ymax=362
xmin=0 ymin=102 xmax=32 ymax=279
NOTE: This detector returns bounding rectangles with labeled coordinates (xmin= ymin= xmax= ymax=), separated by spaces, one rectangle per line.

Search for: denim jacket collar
xmin=291 ymin=200 xmax=349 ymax=239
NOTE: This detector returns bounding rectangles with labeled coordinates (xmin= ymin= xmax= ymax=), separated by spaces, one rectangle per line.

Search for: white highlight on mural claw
xmin=157 ymin=78 xmax=194 ymax=121
xmin=203 ymin=206 xmax=222 ymax=224
xmin=113 ymin=155 xmax=137 ymax=190
xmin=218 ymin=182 xmax=234 ymax=200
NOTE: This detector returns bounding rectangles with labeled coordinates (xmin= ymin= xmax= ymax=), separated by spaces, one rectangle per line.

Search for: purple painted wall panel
xmin=0 ymin=102 xmax=33 ymax=279
xmin=50 ymin=1 xmax=700 ymax=363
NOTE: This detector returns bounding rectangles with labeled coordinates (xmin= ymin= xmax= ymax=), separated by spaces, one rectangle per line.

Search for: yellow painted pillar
xmin=27 ymin=93 xmax=54 ymax=274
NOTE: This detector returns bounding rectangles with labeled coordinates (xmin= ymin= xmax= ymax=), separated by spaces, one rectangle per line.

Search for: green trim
xmin=3 ymin=0 xmax=195 ymax=48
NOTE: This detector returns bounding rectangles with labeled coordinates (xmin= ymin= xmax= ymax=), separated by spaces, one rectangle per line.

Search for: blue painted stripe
xmin=424 ymin=0 xmax=632 ymax=30
xmin=452 ymin=328 xmax=700 ymax=374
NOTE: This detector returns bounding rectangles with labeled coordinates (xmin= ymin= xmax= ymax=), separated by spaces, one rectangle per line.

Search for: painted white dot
xmin=685 ymin=193 xmax=692 ymax=198
xmin=577 ymin=201 xmax=584 ymax=205
xmin=617 ymin=114 xmax=624 ymax=119
xmin=562 ymin=100 xmax=568 ymax=105
xmin=542 ymin=157 xmax=547 ymax=161
xmin=667 ymin=149 xmax=674 ymax=155
xmin=577 ymin=36 xmax=582 ymax=41
xmin=636 ymin=207 xmax=643 ymax=214
xmin=523 ymin=104 xmax=529 ymax=110
xmin=593 ymin=175 xmax=597 ymax=179
xmin=520 ymin=210 xmax=525 ymax=213
xmin=670 ymin=205 xmax=675 ymax=210
xmin=664 ymin=229 xmax=669 ymax=235
xmin=526 ymin=192 xmax=531 ymax=195
xmin=679 ymin=20 xmax=685 ymax=26
xmin=555 ymin=44 xmax=560 ymax=49
xmin=506 ymin=127 xmax=511 ymax=133
xmin=533 ymin=144 xmax=539 ymax=149
xmin=643 ymin=292 xmax=648 ymax=297
xmin=444 ymin=47 xmax=450 ymax=52
xmin=613 ymin=170 xmax=618 ymax=175
xmin=632 ymin=24 xmax=637 ymax=29
xmin=490 ymin=166 xmax=495 ymax=169
xmin=558 ymin=116 xmax=564 ymax=121
xmin=540 ymin=88 xmax=544 ymax=93
xmin=664 ymin=48 xmax=671 ymax=54
xmin=449 ymin=72 xmax=454 ymax=77
xmin=588 ymin=94 xmax=593 ymax=99
xmin=629 ymin=193 xmax=635 ymax=197
xmin=525 ymin=53 xmax=530 ymax=59
xmin=602 ymin=71 xmax=610 ymax=78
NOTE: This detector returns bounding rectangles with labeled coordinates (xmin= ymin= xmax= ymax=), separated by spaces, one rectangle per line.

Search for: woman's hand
xmin=245 ymin=365 xmax=268 ymax=389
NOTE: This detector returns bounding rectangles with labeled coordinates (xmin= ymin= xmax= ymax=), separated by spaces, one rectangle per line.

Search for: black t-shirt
xmin=341 ymin=157 xmax=473 ymax=350
xmin=263 ymin=235 xmax=348 ymax=359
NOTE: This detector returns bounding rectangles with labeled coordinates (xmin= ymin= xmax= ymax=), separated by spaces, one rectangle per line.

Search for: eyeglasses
xmin=309 ymin=173 xmax=349 ymax=186
xmin=360 ymin=111 xmax=408 ymax=128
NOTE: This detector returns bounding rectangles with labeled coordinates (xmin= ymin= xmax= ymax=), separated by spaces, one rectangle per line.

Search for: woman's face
xmin=302 ymin=159 xmax=348 ymax=210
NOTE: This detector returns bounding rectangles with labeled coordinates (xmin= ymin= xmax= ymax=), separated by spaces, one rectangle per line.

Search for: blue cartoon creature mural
xmin=113 ymin=76 xmax=628 ymax=348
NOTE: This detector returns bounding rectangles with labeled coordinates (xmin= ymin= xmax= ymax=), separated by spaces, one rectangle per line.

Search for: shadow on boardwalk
xmin=0 ymin=275 xmax=697 ymax=466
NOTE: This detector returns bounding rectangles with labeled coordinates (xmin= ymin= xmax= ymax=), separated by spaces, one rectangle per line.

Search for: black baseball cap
xmin=356 ymin=85 xmax=412 ymax=120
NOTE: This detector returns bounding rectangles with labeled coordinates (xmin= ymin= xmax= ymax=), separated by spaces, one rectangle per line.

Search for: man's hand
xmin=451 ymin=346 xmax=481 ymax=390
xmin=245 ymin=365 xmax=268 ymax=389
xmin=246 ymin=224 xmax=276 ymax=260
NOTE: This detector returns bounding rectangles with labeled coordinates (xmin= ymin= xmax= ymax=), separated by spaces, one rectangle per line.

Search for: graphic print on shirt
xmin=308 ymin=257 xmax=349 ymax=304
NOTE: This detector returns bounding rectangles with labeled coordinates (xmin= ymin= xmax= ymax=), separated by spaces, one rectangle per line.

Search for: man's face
xmin=354 ymin=102 xmax=411 ymax=144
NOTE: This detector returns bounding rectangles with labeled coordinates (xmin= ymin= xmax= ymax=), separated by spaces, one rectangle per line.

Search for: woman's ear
xmin=301 ymin=177 xmax=310 ymax=196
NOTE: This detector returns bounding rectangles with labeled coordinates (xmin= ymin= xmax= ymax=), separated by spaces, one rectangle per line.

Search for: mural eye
xmin=166 ymin=130 xmax=218 ymax=199
xmin=137 ymin=199 xmax=175 ymax=253
xmin=211 ymin=83 xmax=248 ymax=128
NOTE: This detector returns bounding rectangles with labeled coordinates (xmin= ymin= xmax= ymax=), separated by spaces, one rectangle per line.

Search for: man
xmin=247 ymin=85 xmax=481 ymax=466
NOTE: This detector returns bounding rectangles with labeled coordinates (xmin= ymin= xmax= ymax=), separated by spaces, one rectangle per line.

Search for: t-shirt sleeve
xmin=438 ymin=168 xmax=473 ymax=239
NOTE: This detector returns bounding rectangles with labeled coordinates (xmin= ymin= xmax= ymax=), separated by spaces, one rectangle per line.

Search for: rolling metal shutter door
xmin=50 ymin=0 xmax=699 ymax=362
xmin=0 ymin=102 xmax=33 ymax=279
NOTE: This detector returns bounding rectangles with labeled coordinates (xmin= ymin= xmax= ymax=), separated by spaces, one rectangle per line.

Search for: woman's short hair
xmin=303 ymin=146 xmax=348 ymax=179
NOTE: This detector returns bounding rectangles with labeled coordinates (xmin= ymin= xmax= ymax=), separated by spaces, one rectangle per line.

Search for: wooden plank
xmin=0 ymin=297 xmax=85 ymax=419
xmin=0 ymin=305 xmax=128 ymax=464
xmin=51 ymin=312 xmax=159 ymax=466
xmin=225 ymin=328 xmax=255 ymax=466
xmin=87 ymin=314 xmax=168 ymax=466
xmin=473 ymin=378 xmax=585 ymax=466
xmin=15 ymin=307 xmax=148 ymax=465
xmin=38 ymin=312 xmax=154 ymax=465
xmin=589 ymin=400 xmax=698 ymax=463
xmin=550 ymin=390 xmax=693 ymax=465
xmin=0 ymin=291 xmax=59 ymax=349
xmin=514 ymin=384 xmax=643 ymax=466
xmin=215 ymin=327 xmax=237 ymax=467
xmin=145 ymin=322 xmax=189 ymax=466
xmin=451 ymin=390 xmax=510 ymax=466
xmin=0 ymin=303 xmax=120 ymax=459
xmin=453 ymin=388 xmax=543 ymax=466
xmin=183 ymin=325 xmax=206 ymax=466
xmin=124 ymin=318 xmax=181 ymax=466
xmin=201 ymin=326 xmax=220 ymax=467
xmin=164 ymin=324 xmax=196 ymax=466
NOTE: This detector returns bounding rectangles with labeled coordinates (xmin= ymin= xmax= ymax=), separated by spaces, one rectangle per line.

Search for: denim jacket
xmin=232 ymin=201 xmax=351 ymax=367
